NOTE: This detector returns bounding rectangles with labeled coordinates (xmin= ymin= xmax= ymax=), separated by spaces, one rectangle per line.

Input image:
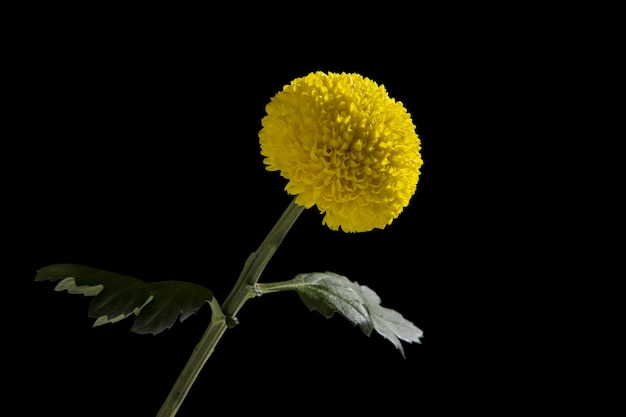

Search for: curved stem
xmin=156 ymin=198 xmax=304 ymax=417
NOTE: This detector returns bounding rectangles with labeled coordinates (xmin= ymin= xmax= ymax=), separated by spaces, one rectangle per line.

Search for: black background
xmin=6 ymin=4 xmax=590 ymax=417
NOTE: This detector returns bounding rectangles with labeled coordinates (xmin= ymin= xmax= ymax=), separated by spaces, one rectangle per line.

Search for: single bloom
xmin=259 ymin=71 xmax=423 ymax=233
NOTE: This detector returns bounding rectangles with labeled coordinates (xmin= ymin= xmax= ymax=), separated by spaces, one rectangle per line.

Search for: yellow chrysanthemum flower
xmin=259 ymin=71 xmax=423 ymax=233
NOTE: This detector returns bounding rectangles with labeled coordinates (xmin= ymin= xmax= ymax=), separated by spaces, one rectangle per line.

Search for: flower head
xmin=259 ymin=71 xmax=423 ymax=232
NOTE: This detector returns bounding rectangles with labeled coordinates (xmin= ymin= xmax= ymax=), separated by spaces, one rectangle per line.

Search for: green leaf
xmin=355 ymin=284 xmax=423 ymax=358
xmin=259 ymin=271 xmax=423 ymax=356
xmin=35 ymin=263 xmax=217 ymax=335
xmin=285 ymin=271 xmax=374 ymax=336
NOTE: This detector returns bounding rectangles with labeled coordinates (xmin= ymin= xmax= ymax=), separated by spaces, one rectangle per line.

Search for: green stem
xmin=155 ymin=198 xmax=304 ymax=417
xmin=255 ymin=279 xmax=308 ymax=294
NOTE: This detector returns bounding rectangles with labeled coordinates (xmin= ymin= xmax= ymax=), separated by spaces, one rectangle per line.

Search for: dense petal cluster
xmin=259 ymin=71 xmax=423 ymax=232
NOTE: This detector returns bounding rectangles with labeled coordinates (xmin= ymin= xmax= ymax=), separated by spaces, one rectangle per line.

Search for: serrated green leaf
xmin=356 ymin=285 xmax=423 ymax=358
xmin=35 ymin=263 xmax=216 ymax=335
xmin=258 ymin=271 xmax=423 ymax=356
xmin=287 ymin=272 xmax=374 ymax=336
